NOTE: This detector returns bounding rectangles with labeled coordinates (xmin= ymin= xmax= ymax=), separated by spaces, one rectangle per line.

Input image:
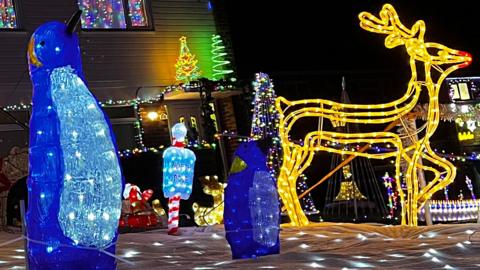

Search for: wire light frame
xmin=275 ymin=3 xmax=472 ymax=226
xmin=323 ymin=86 xmax=389 ymax=222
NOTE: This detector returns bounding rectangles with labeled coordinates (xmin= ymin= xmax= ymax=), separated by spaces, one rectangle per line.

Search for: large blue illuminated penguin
xmin=26 ymin=11 xmax=123 ymax=269
xmin=224 ymin=140 xmax=280 ymax=259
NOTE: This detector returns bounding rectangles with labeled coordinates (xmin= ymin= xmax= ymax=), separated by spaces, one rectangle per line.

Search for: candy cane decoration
xmin=168 ymin=195 xmax=181 ymax=234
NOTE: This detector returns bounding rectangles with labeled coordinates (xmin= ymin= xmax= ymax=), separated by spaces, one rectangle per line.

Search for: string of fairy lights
xmin=383 ymin=173 xmax=399 ymax=220
xmin=420 ymin=199 xmax=480 ymax=222
xmin=77 ymin=0 xmax=149 ymax=29
xmin=128 ymin=0 xmax=148 ymax=27
xmin=79 ymin=0 xmax=126 ymax=29
xmin=0 ymin=0 xmax=16 ymax=29
xmin=2 ymin=80 xmax=235 ymax=112
xmin=250 ymin=73 xmax=282 ymax=177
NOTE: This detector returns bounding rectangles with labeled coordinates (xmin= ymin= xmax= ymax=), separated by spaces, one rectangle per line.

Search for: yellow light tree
xmin=175 ymin=36 xmax=201 ymax=84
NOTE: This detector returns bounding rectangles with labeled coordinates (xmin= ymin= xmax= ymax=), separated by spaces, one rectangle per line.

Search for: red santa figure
xmin=120 ymin=183 xmax=156 ymax=228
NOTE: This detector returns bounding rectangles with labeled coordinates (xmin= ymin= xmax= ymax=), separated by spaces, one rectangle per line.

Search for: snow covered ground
xmin=1 ymin=222 xmax=480 ymax=269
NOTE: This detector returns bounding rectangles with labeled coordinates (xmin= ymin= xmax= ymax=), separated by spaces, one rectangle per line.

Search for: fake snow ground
xmin=1 ymin=222 xmax=480 ymax=269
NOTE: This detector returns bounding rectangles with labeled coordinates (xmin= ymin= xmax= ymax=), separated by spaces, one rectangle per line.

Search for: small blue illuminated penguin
xmin=26 ymin=11 xmax=123 ymax=269
xmin=224 ymin=140 xmax=280 ymax=259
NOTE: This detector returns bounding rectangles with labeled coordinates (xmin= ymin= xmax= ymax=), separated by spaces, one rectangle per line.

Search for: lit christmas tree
xmin=211 ymin=34 xmax=234 ymax=81
xmin=382 ymin=172 xmax=398 ymax=219
xmin=175 ymin=36 xmax=201 ymax=84
xmin=250 ymin=73 xmax=319 ymax=216
xmin=250 ymin=73 xmax=281 ymax=176
xmin=296 ymin=174 xmax=320 ymax=215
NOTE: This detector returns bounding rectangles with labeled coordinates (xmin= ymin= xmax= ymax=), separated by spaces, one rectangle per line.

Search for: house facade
xmin=0 ymin=0 xmax=241 ymax=155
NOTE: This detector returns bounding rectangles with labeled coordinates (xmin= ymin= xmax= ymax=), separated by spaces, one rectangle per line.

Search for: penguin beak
xmin=229 ymin=156 xmax=247 ymax=174
xmin=28 ymin=37 xmax=42 ymax=67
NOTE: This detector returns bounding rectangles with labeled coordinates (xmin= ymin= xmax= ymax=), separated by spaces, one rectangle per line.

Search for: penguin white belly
xmin=51 ymin=66 xmax=122 ymax=248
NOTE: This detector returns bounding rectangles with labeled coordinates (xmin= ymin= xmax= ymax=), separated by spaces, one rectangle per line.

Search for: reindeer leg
xmin=278 ymin=158 xmax=299 ymax=226
xmin=404 ymin=149 xmax=418 ymax=226
xmin=417 ymin=148 xmax=456 ymax=210
xmin=410 ymin=143 xmax=426 ymax=226
xmin=395 ymin=149 xmax=406 ymax=225
xmin=278 ymin=147 xmax=308 ymax=226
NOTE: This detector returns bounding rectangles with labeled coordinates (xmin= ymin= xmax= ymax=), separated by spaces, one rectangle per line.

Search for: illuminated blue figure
xmin=163 ymin=123 xmax=196 ymax=235
xmin=26 ymin=11 xmax=123 ymax=269
xmin=224 ymin=141 xmax=280 ymax=259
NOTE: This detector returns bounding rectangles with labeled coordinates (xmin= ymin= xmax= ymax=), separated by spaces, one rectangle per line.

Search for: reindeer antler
xmin=359 ymin=4 xmax=425 ymax=49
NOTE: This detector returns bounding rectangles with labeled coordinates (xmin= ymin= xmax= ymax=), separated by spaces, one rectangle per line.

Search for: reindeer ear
xmin=275 ymin=96 xmax=290 ymax=116
xmin=410 ymin=20 xmax=426 ymax=41
xmin=385 ymin=33 xmax=404 ymax=49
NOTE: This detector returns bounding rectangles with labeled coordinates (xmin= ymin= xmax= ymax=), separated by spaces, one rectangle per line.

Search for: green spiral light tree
xmin=211 ymin=34 xmax=234 ymax=81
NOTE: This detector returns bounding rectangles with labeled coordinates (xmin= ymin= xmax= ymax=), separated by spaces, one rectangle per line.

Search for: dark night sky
xmin=223 ymin=1 xmax=479 ymax=203
xmin=224 ymin=1 xmax=480 ymax=80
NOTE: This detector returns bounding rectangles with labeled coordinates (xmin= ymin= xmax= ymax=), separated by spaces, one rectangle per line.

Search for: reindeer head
xmin=199 ymin=175 xmax=226 ymax=196
xmin=359 ymin=4 xmax=472 ymax=73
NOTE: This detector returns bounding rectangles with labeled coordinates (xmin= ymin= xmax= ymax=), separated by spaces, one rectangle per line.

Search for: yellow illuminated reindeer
xmin=276 ymin=4 xmax=472 ymax=226
xmin=192 ymin=175 xmax=226 ymax=226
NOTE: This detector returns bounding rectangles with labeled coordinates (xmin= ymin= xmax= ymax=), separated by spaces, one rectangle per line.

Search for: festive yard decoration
xmin=323 ymin=84 xmax=388 ymax=222
xmin=224 ymin=140 xmax=280 ymax=259
xmin=420 ymin=199 xmax=480 ymax=222
xmin=250 ymin=73 xmax=282 ymax=177
xmin=123 ymin=183 xmax=154 ymax=213
xmin=26 ymin=11 xmax=123 ymax=269
xmin=192 ymin=175 xmax=226 ymax=226
xmin=276 ymin=4 xmax=472 ymax=226
xmin=175 ymin=36 xmax=201 ymax=84
xmin=119 ymin=184 xmax=158 ymax=229
xmin=163 ymin=123 xmax=196 ymax=235
xmin=383 ymin=173 xmax=399 ymax=219
xmin=465 ymin=176 xmax=476 ymax=200
xmin=211 ymin=34 xmax=234 ymax=81
xmin=151 ymin=199 xmax=166 ymax=216
xmin=297 ymin=174 xmax=320 ymax=215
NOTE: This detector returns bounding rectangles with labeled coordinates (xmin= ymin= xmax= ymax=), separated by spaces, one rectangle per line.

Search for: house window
xmin=78 ymin=0 xmax=150 ymax=29
xmin=451 ymin=83 xmax=471 ymax=101
xmin=0 ymin=0 xmax=17 ymax=29
xmin=128 ymin=0 xmax=149 ymax=27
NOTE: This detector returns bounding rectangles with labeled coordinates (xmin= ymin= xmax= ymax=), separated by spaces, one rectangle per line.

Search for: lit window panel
xmin=128 ymin=0 xmax=148 ymax=27
xmin=0 ymin=0 xmax=17 ymax=29
xmin=78 ymin=0 xmax=127 ymax=29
